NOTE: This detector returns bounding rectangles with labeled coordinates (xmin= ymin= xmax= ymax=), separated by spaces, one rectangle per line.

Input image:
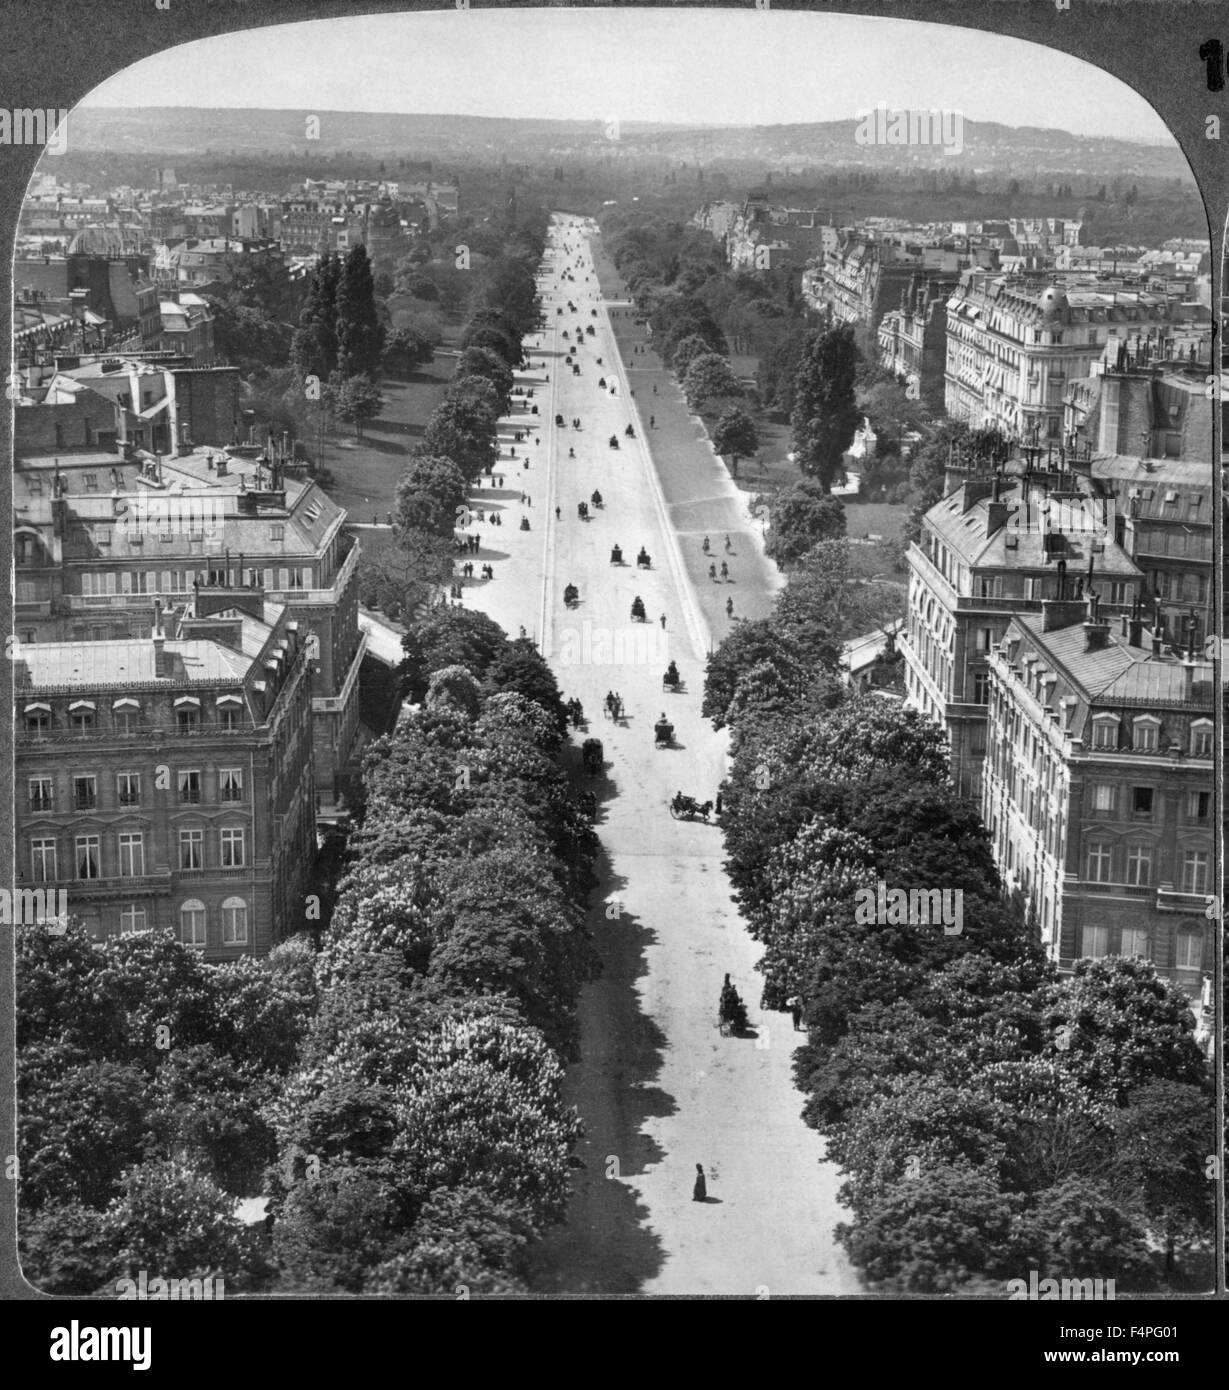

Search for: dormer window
xmin=1132 ymin=715 xmax=1160 ymax=753
xmin=1190 ymin=719 xmax=1213 ymax=758
xmin=1091 ymin=714 xmax=1119 ymax=751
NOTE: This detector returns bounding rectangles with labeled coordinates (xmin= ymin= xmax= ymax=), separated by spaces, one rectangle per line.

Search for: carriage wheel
xmin=669 ymin=803 xmax=680 ymax=819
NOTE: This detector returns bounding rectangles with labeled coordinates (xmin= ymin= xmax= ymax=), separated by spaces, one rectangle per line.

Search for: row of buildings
xmin=901 ymin=444 xmax=1217 ymax=1019
xmin=705 ymin=203 xmax=1219 ymax=1020
xmin=11 ymin=353 xmax=369 ymax=959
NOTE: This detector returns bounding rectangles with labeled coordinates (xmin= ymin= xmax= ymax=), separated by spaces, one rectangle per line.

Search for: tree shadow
xmin=524 ymin=840 xmax=671 ymax=1294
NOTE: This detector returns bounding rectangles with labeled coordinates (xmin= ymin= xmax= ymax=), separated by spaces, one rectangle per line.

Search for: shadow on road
xmin=525 ymin=841 xmax=671 ymax=1294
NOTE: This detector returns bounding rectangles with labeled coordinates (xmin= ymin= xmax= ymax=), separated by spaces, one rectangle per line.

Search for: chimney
xmin=152 ymin=631 xmax=170 ymax=678
xmin=1041 ymin=597 xmax=1089 ymax=632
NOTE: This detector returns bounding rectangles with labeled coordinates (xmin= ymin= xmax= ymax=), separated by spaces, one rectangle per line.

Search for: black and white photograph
xmin=0 ymin=0 xmax=1224 ymax=1338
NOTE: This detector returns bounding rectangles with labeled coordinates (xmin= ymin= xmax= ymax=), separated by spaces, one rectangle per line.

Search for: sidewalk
xmin=588 ymin=243 xmax=784 ymax=651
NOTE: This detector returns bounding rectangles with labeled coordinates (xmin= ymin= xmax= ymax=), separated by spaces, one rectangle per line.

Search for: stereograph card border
xmin=0 ymin=0 xmax=1222 ymax=1312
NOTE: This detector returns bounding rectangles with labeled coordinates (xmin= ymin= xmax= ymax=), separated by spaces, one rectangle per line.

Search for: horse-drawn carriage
xmin=608 ymin=434 xmax=619 ymax=449
xmin=598 ymin=376 xmax=607 ymax=389
xmin=581 ymin=738 xmax=603 ymax=778
xmin=586 ymin=324 xmax=595 ymax=336
xmin=653 ymin=717 xmax=675 ymax=749
xmin=625 ymin=424 xmax=635 ymax=438
xmin=577 ymin=501 xmax=589 ymax=521
xmin=630 ymin=596 xmax=646 ymax=623
xmin=573 ymin=364 xmax=581 ymax=375
xmin=580 ymin=789 xmax=598 ymax=820
xmin=609 ymin=544 xmax=623 ymax=565
xmin=563 ymin=583 xmax=579 ymax=609
xmin=591 ymin=490 xmax=603 ymax=509
xmin=662 ymin=661 xmax=681 ymax=692
xmin=636 ymin=548 xmax=651 ymax=570
xmin=670 ymin=791 xmax=712 ymax=821
xmin=555 ymin=413 xmax=565 ymax=427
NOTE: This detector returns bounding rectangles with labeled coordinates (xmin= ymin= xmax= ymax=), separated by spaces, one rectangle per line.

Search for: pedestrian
xmin=556 ymin=505 xmax=561 ymax=520
xmin=726 ymin=597 xmax=734 ymax=618
xmin=519 ymin=626 xmax=527 ymax=639
xmin=693 ymin=1164 xmax=707 ymax=1203
xmin=650 ymin=415 xmax=655 ymax=428
xmin=715 ymin=791 xmax=723 ymax=817
xmin=372 ymin=513 xmax=377 ymax=526
xmin=524 ymin=461 xmax=529 ymax=470
xmin=653 ymin=385 xmax=657 ymax=394
xmin=720 ymin=561 xmax=729 ymax=581
xmin=709 ymin=563 xmax=717 ymax=581
xmin=526 ymin=496 xmax=531 ymax=507
xmin=660 ymin=613 xmax=666 ymax=629
xmin=790 ymin=997 xmax=803 ymax=1032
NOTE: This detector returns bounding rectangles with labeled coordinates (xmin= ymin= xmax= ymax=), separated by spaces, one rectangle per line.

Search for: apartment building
xmin=13 ymin=430 xmax=364 ymax=803
xmin=903 ymin=465 xmax=1143 ymax=798
xmin=876 ymin=278 xmax=949 ymax=414
xmin=944 ymin=272 xmax=1212 ymax=441
xmin=14 ymin=593 xmax=316 ymax=959
xmin=982 ymin=594 xmax=1214 ymax=1000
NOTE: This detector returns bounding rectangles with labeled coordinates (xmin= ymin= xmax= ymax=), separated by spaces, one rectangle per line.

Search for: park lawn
xmin=321 ymin=365 xmax=453 ymax=520
xmin=841 ymin=500 xmax=911 ymax=543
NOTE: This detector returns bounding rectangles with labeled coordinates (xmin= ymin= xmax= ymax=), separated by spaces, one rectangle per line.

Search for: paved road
xmin=463 ymin=216 xmax=858 ymax=1296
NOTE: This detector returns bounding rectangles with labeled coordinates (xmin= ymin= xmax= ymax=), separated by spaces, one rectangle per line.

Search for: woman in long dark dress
xmin=693 ymin=1164 xmax=707 ymax=1202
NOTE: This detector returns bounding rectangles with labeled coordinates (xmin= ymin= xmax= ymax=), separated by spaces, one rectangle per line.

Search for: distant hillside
xmin=68 ymin=107 xmax=1188 ymax=179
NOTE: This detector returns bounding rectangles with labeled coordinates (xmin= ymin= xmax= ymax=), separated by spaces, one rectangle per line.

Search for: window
xmin=1187 ymin=790 xmax=1211 ymax=823
xmin=1125 ymin=846 xmax=1151 ymax=887
xmin=179 ymin=900 xmax=207 ymax=948
xmin=219 ymin=705 xmax=242 ymax=731
xmin=177 ymin=706 xmax=200 ymax=731
xmin=25 ymin=707 xmax=50 ymax=734
xmin=973 ymin=672 xmax=989 ymax=704
xmin=1092 ymin=719 xmax=1117 ymax=751
xmin=116 ymin=772 xmax=141 ymax=806
xmin=974 ymin=627 xmax=994 ymax=653
xmin=1182 ymin=851 xmax=1208 ymax=894
xmin=28 ymin=777 xmax=53 ymax=812
xmin=75 ymin=835 xmax=101 ymax=880
xmin=119 ymin=904 xmax=148 ymax=936
xmin=221 ymin=897 xmax=249 ymax=945
xmin=269 ymin=524 xmax=284 ymax=541
xmin=1175 ymin=927 xmax=1203 ymax=970
xmin=220 ymin=828 xmax=246 ymax=868
xmin=219 ymin=768 xmax=243 ymax=802
xmin=1081 ymin=924 xmax=1109 ymax=958
xmin=1086 ymin=842 xmax=1113 ymax=883
xmin=70 ymin=707 xmax=94 ymax=734
xmin=73 ymin=775 xmax=97 ymax=811
xmin=31 ymin=838 xmax=57 ymax=882
xmin=179 ymin=829 xmax=204 ymax=871
xmin=1190 ymin=723 xmax=1213 ymax=758
xmin=1133 ymin=718 xmax=1159 ymax=753
xmin=118 ymin=832 xmax=144 ymax=878
xmin=1119 ymin=926 xmax=1150 ymax=957
xmin=178 ymin=769 xmax=201 ymax=805
xmin=1089 ymin=782 xmax=1115 ymax=814
xmin=1131 ymin=786 xmax=1154 ymax=820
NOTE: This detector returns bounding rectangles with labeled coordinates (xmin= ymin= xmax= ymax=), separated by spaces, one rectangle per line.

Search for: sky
xmin=78 ymin=8 xmax=1173 ymax=144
